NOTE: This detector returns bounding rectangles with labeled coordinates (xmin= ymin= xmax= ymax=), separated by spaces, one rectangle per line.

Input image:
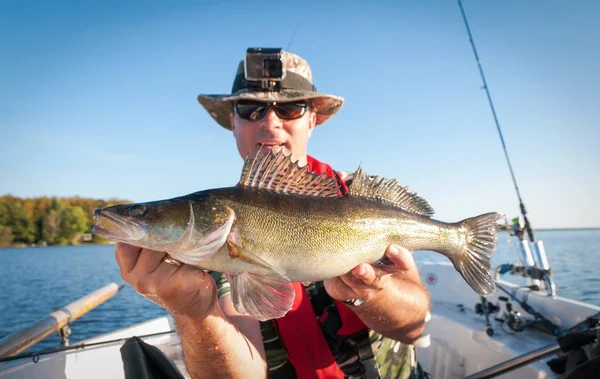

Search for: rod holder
xmin=533 ymin=240 xmax=550 ymax=271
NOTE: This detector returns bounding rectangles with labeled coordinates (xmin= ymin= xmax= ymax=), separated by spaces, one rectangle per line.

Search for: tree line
xmin=0 ymin=195 xmax=131 ymax=248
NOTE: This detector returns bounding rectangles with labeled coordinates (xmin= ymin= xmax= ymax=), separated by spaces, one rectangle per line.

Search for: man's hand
xmin=115 ymin=242 xmax=218 ymax=320
xmin=323 ymin=244 xmax=415 ymax=303
xmin=115 ymin=243 xmax=267 ymax=378
xmin=323 ymin=244 xmax=430 ymax=343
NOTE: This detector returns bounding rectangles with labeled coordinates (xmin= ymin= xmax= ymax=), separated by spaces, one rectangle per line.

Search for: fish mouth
xmin=91 ymin=209 xmax=145 ymax=242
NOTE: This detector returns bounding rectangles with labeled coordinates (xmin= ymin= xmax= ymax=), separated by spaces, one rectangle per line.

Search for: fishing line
xmin=286 ymin=23 xmax=300 ymax=50
xmin=457 ymin=0 xmax=535 ymax=242
xmin=0 ymin=330 xmax=178 ymax=364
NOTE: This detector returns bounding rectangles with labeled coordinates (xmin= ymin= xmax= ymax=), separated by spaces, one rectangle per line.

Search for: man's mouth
xmin=258 ymin=142 xmax=286 ymax=152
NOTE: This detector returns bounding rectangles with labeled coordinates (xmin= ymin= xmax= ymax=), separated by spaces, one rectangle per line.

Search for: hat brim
xmin=198 ymin=89 xmax=344 ymax=130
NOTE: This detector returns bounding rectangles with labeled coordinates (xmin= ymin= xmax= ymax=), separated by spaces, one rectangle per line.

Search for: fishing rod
xmin=457 ymin=1 xmax=555 ymax=294
xmin=457 ymin=0 xmax=534 ymax=243
xmin=464 ymin=312 xmax=600 ymax=378
xmin=0 ymin=330 xmax=178 ymax=364
xmin=286 ymin=23 xmax=300 ymax=50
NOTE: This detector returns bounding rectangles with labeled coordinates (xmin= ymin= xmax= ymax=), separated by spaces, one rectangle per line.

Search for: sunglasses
xmin=234 ymin=100 xmax=309 ymax=121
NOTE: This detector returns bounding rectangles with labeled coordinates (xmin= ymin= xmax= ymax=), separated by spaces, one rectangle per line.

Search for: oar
xmin=464 ymin=328 xmax=599 ymax=379
xmin=0 ymin=282 xmax=123 ymax=358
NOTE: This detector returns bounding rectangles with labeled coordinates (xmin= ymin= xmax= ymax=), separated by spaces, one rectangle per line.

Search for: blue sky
xmin=1 ymin=0 xmax=598 ymax=229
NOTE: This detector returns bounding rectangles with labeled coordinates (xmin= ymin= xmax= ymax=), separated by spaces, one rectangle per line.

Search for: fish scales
xmin=195 ymin=187 xmax=463 ymax=282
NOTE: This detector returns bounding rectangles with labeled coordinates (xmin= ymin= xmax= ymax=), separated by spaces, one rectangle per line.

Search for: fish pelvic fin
xmin=224 ymin=228 xmax=295 ymax=321
xmin=239 ymin=147 xmax=340 ymax=197
xmin=348 ymin=165 xmax=434 ymax=216
xmin=227 ymin=272 xmax=295 ymax=321
xmin=450 ymin=212 xmax=503 ymax=296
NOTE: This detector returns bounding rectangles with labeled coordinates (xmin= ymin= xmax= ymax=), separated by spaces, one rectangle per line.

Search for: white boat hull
xmin=0 ymin=317 xmax=189 ymax=379
xmin=416 ymin=262 xmax=600 ymax=378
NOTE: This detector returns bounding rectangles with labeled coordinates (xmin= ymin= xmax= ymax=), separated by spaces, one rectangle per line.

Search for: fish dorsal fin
xmin=239 ymin=148 xmax=340 ymax=197
xmin=349 ymin=165 xmax=435 ymax=216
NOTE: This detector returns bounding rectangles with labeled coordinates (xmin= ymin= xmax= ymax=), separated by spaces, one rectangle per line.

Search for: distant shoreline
xmin=3 ymin=241 xmax=115 ymax=249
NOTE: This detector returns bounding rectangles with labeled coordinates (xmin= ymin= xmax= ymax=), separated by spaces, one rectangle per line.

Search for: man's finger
xmin=130 ymin=248 xmax=167 ymax=277
xmin=323 ymin=276 xmax=348 ymax=298
xmin=385 ymin=244 xmax=415 ymax=272
xmin=149 ymin=256 xmax=185 ymax=282
xmin=349 ymin=263 xmax=379 ymax=287
xmin=115 ymin=242 xmax=142 ymax=276
xmin=323 ymin=276 xmax=360 ymax=301
xmin=386 ymin=244 xmax=423 ymax=282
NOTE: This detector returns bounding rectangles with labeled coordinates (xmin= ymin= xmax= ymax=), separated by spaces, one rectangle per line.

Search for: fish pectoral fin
xmin=226 ymin=272 xmax=295 ymax=321
xmin=226 ymin=234 xmax=290 ymax=280
xmin=167 ymin=205 xmax=235 ymax=266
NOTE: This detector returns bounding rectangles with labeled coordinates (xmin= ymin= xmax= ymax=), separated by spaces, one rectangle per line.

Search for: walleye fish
xmin=91 ymin=150 xmax=501 ymax=321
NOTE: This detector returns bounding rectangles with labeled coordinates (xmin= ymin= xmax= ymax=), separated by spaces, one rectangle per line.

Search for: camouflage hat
xmin=198 ymin=51 xmax=344 ymax=130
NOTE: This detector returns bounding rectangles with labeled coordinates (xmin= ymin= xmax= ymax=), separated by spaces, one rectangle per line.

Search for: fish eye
xmin=128 ymin=204 xmax=147 ymax=218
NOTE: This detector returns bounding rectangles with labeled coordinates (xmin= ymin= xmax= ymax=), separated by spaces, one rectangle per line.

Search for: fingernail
xmin=388 ymin=244 xmax=401 ymax=256
xmin=354 ymin=266 xmax=365 ymax=277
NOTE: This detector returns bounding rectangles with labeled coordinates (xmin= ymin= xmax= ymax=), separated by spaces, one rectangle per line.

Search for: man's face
xmin=229 ymin=101 xmax=317 ymax=166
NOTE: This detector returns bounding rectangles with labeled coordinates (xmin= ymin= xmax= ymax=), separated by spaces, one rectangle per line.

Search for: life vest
xmin=271 ymin=155 xmax=378 ymax=379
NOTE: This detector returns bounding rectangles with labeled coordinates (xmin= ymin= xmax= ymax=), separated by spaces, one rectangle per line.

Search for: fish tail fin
xmin=450 ymin=212 xmax=503 ymax=296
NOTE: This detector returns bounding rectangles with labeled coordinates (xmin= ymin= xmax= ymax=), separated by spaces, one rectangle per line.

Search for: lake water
xmin=1 ymin=229 xmax=599 ymax=354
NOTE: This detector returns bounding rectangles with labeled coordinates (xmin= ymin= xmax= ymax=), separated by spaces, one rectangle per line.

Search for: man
xmin=115 ymin=50 xmax=431 ymax=379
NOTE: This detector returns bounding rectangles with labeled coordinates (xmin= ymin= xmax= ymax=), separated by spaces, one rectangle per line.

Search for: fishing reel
xmin=475 ymin=297 xmax=500 ymax=336
xmin=504 ymin=301 xmax=525 ymax=332
xmin=502 ymin=216 xmax=557 ymax=296
xmin=491 ymin=296 xmax=525 ymax=334
xmin=475 ymin=299 xmax=500 ymax=316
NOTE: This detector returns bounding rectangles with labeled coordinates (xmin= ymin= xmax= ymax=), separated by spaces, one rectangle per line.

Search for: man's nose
xmin=259 ymin=108 xmax=283 ymax=130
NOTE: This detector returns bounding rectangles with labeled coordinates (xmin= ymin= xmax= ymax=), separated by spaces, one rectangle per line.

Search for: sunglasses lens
xmin=235 ymin=101 xmax=308 ymax=121
xmin=274 ymin=102 xmax=308 ymax=120
xmin=235 ymin=101 xmax=267 ymax=121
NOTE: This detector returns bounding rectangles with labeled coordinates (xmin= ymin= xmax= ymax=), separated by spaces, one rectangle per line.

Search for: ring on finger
xmin=163 ymin=257 xmax=183 ymax=267
xmin=344 ymin=298 xmax=366 ymax=307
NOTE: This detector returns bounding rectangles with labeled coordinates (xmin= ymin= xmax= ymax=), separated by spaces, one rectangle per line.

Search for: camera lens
xmin=263 ymin=59 xmax=282 ymax=78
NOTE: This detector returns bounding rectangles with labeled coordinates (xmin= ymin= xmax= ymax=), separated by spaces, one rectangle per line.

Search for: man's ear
xmin=307 ymin=111 xmax=317 ymax=138
xmin=229 ymin=112 xmax=236 ymax=132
